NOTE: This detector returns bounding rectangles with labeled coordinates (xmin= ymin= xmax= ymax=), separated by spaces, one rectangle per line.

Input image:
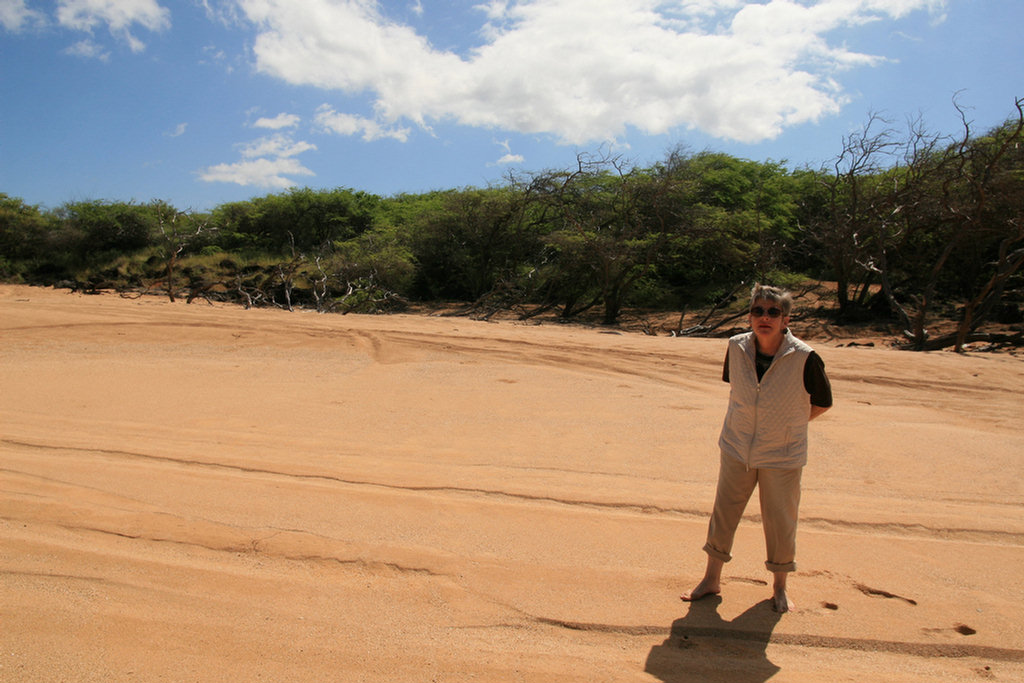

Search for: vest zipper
xmin=748 ymin=381 xmax=761 ymax=471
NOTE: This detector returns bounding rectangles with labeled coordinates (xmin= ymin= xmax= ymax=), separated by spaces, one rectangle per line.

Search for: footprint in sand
xmin=728 ymin=576 xmax=768 ymax=587
xmin=854 ymin=583 xmax=917 ymax=605
xmin=922 ymin=624 xmax=977 ymax=637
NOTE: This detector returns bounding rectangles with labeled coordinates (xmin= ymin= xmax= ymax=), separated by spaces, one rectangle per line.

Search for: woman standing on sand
xmin=682 ymin=284 xmax=833 ymax=612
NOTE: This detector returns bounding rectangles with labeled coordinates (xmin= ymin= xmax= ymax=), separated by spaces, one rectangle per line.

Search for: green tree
xmin=807 ymin=114 xmax=902 ymax=318
xmin=57 ymin=200 xmax=154 ymax=255
xmin=408 ymin=186 xmax=536 ymax=301
xmin=935 ymin=100 xmax=1024 ymax=350
xmin=225 ymin=187 xmax=380 ymax=254
xmin=529 ymin=152 xmax=679 ymax=324
xmin=656 ymin=151 xmax=798 ymax=310
xmin=37 ymin=200 xmax=157 ymax=285
xmin=149 ymin=200 xmax=215 ymax=302
xmin=0 ymin=194 xmax=50 ymax=275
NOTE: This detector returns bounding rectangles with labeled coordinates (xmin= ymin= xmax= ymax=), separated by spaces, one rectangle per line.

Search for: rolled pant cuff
xmin=765 ymin=561 xmax=796 ymax=573
xmin=702 ymin=543 xmax=731 ymax=563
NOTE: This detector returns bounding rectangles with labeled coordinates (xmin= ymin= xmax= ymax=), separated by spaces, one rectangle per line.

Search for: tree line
xmin=1 ymin=98 xmax=1021 ymax=351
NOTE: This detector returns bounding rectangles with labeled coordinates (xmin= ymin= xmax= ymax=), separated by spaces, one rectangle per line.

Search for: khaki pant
xmin=702 ymin=451 xmax=802 ymax=573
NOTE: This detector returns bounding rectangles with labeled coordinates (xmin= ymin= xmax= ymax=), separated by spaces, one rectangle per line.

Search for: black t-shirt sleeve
xmin=724 ymin=347 xmax=833 ymax=408
xmin=804 ymin=351 xmax=833 ymax=408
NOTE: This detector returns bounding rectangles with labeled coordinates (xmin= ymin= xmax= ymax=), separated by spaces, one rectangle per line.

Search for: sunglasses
xmin=750 ymin=305 xmax=784 ymax=319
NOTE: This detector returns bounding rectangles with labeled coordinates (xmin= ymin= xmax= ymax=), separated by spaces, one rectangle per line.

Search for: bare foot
xmin=771 ymin=588 xmax=794 ymax=613
xmin=771 ymin=570 xmax=793 ymax=613
xmin=681 ymin=577 xmax=721 ymax=602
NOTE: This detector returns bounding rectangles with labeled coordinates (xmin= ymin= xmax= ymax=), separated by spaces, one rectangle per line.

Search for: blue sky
xmin=1 ymin=0 xmax=1020 ymax=212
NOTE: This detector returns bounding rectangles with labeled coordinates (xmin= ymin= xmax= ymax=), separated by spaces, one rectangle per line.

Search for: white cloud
xmin=236 ymin=0 xmax=945 ymax=145
xmin=0 ymin=0 xmax=46 ymax=31
xmin=253 ymin=112 xmax=301 ymax=129
xmin=166 ymin=122 xmax=187 ymax=137
xmin=199 ymin=129 xmax=317 ymax=188
xmin=56 ymin=0 xmax=171 ymax=52
xmin=314 ymin=105 xmax=411 ymax=142
xmin=495 ymin=153 xmax=524 ymax=165
xmin=492 ymin=138 xmax=523 ymax=165
xmin=198 ymin=157 xmax=315 ymax=189
xmin=240 ymin=133 xmax=316 ymax=158
xmin=197 ymin=0 xmax=245 ymax=27
xmin=63 ymin=38 xmax=110 ymax=60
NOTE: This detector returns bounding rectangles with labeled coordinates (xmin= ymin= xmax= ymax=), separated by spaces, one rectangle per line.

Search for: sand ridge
xmin=1 ymin=284 xmax=1022 ymax=682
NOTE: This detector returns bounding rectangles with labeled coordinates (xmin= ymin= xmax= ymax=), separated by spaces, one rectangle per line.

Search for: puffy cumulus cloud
xmin=240 ymin=0 xmax=465 ymax=132
xmin=253 ymin=112 xmax=300 ymax=129
xmin=495 ymin=153 xmax=524 ymax=165
xmin=314 ymin=105 xmax=410 ymax=142
xmin=199 ymin=130 xmax=317 ymax=188
xmin=198 ymin=157 xmax=315 ymax=189
xmin=56 ymin=0 xmax=171 ymax=52
xmin=236 ymin=0 xmax=944 ymax=145
xmin=240 ymin=133 xmax=316 ymax=158
xmin=0 ymin=0 xmax=46 ymax=31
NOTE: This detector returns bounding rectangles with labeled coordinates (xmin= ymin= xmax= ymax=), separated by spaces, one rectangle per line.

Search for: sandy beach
xmin=1 ymin=283 xmax=1022 ymax=682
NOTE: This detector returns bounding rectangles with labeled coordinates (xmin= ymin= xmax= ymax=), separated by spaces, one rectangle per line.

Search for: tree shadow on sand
xmin=645 ymin=597 xmax=783 ymax=683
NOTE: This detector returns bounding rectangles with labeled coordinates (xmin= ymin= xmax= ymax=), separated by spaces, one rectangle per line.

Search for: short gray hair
xmin=750 ymin=283 xmax=793 ymax=316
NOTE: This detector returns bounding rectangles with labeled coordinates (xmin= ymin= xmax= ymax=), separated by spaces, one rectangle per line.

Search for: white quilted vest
xmin=718 ymin=330 xmax=812 ymax=469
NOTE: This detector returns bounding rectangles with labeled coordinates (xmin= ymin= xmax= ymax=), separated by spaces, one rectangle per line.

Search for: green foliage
xmin=333 ymin=226 xmax=416 ymax=294
xmin=56 ymin=200 xmax=156 ymax=255
xmin=2 ymin=98 xmax=1021 ymax=341
xmin=0 ymin=194 xmax=50 ymax=276
xmin=210 ymin=187 xmax=380 ymax=255
xmin=407 ymin=186 xmax=537 ymax=301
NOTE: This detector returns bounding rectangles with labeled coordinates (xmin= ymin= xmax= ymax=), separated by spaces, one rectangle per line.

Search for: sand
xmin=1 ymin=283 xmax=1022 ymax=682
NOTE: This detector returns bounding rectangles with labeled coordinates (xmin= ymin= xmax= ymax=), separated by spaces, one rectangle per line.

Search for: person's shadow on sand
xmin=644 ymin=597 xmax=782 ymax=683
